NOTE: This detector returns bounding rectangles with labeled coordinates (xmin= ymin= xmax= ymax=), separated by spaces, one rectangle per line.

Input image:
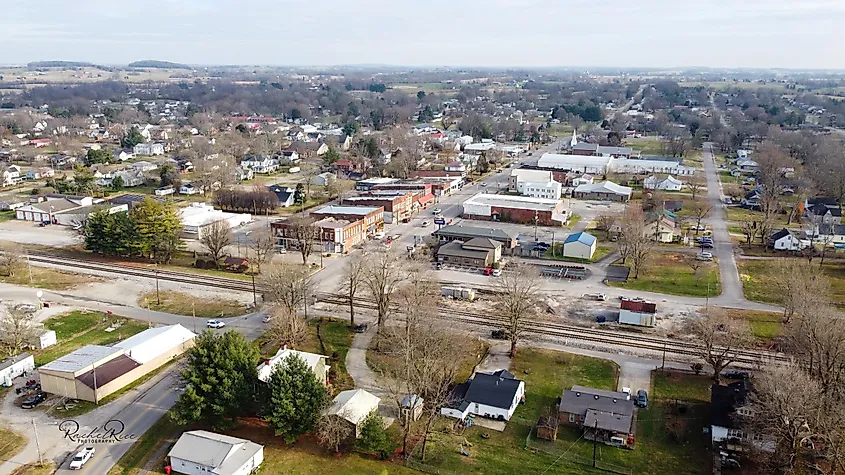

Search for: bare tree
xmin=682 ymin=254 xmax=706 ymax=284
xmin=619 ymin=204 xmax=652 ymax=278
xmin=594 ymin=213 xmax=617 ymax=240
xmin=0 ymin=305 xmax=42 ymax=357
xmin=361 ymin=246 xmax=409 ymax=334
xmin=338 ymin=253 xmax=366 ymax=327
xmin=789 ymin=306 xmax=845 ymax=394
xmin=748 ymin=364 xmax=822 ymax=473
xmin=265 ymin=306 xmax=311 ymax=348
xmin=248 ymin=226 xmax=277 ymax=272
xmin=772 ymin=260 xmax=829 ymax=324
xmin=685 ymin=174 xmax=706 ymax=201
xmin=739 ymin=218 xmax=759 ymax=246
xmin=260 ymin=263 xmax=313 ymax=318
xmin=316 ymin=411 xmax=353 ymax=454
xmin=0 ymin=242 xmax=24 ymax=277
xmin=493 ymin=264 xmax=542 ymax=356
xmin=687 ymin=309 xmax=750 ymax=384
xmin=687 ymin=200 xmax=712 ymax=234
xmin=200 ymin=220 xmax=234 ymax=267
xmin=286 ymin=216 xmax=316 ymax=265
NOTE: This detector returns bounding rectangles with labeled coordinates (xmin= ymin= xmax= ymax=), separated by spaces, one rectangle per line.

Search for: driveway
xmin=0 ymin=220 xmax=80 ymax=246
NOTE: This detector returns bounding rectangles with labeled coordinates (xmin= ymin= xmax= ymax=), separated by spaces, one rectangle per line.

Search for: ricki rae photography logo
xmin=58 ymin=419 xmax=137 ymax=444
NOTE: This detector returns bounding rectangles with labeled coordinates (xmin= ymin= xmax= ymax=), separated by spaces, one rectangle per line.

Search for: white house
xmin=179 ymin=183 xmax=203 ymax=195
xmin=168 ymin=430 xmax=264 ymax=475
xmin=241 ymin=156 xmax=279 ymax=174
xmin=257 ymin=348 xmax=329 ymax=385
xmin=643 ymin=175 xmax=684 ymax=192
xmin=445 ymin=161 xmax=466 ymax=173
xmin=234 ymin=166 xmax=253 ymax=181
xmin=132 ymin=161 xmax=158 ymax=172
xmin=0 ymin=353 xmax=35 ymax=386
xmin=562 ymin=232 xmax=597 ymax=260
xmin=113 ymin=149 xmax=134 ymax=161
xmin=133 ymin=143 xmax=165 ymax=156
xmin=571 ymin=174 xmax=594 ymax=187
xmin=441 ymin=369 xmax=525 ymax=422
xmin=324 ymin=389 xmax=381 ymax=438
xmin=771 ymin=228 xmax=810 ymax=251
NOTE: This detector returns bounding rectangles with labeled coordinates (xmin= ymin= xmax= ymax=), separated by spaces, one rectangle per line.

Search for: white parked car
xmin=206 ymin=319 xmax=226 ymax=329
xmin=697 ymin=252 xmax=713 ymax=261
xmin=373 ymin=231 xmax=385 ymax=240
xmin=432 ymin=208 xmax=442 ymax=214
xmin=69 ymin=447 xmax=95 ymax=470
xmin=421 ymin=220 xmax=431 ymax=227
xmin=262 ymin=315 xmax=272 ymax=323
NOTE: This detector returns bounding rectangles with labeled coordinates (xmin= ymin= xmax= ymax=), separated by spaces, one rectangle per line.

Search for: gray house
xmin=168 ymin=430 xmax=264 ymax=475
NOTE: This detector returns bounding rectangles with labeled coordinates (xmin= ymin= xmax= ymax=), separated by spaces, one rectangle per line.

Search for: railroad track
xmin=314 ymin=292 xmax=789 ymax=366
xmin=26 ymin=252 xmax=260 ymax=293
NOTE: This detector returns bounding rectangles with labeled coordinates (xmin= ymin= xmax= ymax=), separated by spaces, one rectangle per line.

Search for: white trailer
xmin=0 ymin=353 xmax=35 ymax=386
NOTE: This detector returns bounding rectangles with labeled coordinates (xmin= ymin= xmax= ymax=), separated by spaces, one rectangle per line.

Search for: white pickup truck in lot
xmin=69 ymin=446 xmax=95 ymax=470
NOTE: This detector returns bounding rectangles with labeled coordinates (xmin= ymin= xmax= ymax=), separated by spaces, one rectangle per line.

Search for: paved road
xmin=700 ymin=143 xmax=747 ymax=306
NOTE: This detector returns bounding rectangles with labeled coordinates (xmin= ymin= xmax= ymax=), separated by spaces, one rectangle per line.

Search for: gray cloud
xmin=0 ymin=0 xmax=841 ymax=69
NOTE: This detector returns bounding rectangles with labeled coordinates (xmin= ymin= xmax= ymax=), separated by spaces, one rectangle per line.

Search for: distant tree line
xmin=213 ymin=188 xmax=278 ymax=214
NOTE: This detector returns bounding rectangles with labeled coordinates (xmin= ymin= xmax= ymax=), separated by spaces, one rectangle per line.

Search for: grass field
xmin=722 ymin=309 xmax=784 ymax=340
xmin=652 ymin=370 xmax=712 ymax=403
xmin=0 ymin=264 xmax=96 ymax=290
xmin=724 ymin=206 xmax=789 ymax=226
xmin=626 ymin=138 xmax=664 ymax=156
xmin=738 ymin=258 xmax=845 ymax=308
xmin=0 ymin=428 xmax=26 ymax=467
xmin=608 ymin=253 xmax=721 ymax=298
xmin=37 ymin=311 xmax=148 ymax=366
xmin=0 ymin=210 xmax=15 ymax=222
xmin=9 ymin=463 xmax=57 ymax=475
xmin=140 ymin=291 xmax=249 ymax=318
xmin=43 ymin=310 xmax=100 ymax=340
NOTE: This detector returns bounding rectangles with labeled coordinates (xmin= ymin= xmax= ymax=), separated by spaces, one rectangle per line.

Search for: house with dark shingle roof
xmin=441 ymin=370 xmax=525 ymax=422
xmin=433 ymin=224 xmax=519 ymax=251
xmin=558 ymin=385 xmax=635 ymax=446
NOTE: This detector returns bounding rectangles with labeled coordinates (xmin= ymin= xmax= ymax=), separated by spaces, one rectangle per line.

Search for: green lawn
xmin=608 ymin=253 xmax=721 ymax=298
xmin=369 ymin=335 xmax=487 ymax=385
xmin=35 ymin=313 xmax=148 ymax=366
xmin=722 ymin=309 xmax=783 ymax=340
xmin=0 ymin=265 xmax=96 ymax=290
xmin=652 ymin=370 xmax=712 ymax=403
xmin=44 ymin=310 xmax=100 ymax=339
xmin=626 ymin=138 xmax=664 ymax=156
xmin=738 ymin=259 xmax=845 ymax=308
xmin=141 ymin=291 xmax=249 ymax=318
xmin=311 ymin=318 xmax=356 ymax=391
xmin=0 ymin=210 xmax=15 ymax=222
xmin=544 ymin=244 xmax=613 ymax=263
xmin=9 ymin=463 xmax=57 ymax=475
xmin=724 ymin=206 xmax=789 ymax=226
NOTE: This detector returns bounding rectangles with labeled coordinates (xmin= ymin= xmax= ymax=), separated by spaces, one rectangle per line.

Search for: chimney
xmin=282 ymin=344 xmax=287 ymax=351
xmin=264 ymin=360 xmax=270 ymax=366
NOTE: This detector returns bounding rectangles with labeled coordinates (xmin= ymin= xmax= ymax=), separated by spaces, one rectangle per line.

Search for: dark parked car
xmin=725 ymin=370 xmax=749 ymax=380
xmin=699 ymin=242 xmax=714 ymax=249
xmin=21 ymin=392 xmax=46 ymax=409
xmin=635 ymin=389 xmax=648 ymax=408
xmin=536 ymin=242 xmax=551 ymax=249
xmin=491 ymin=329 xmax=509 ymax=340
xmin=353 ymin=323 xmax=368 ymax=333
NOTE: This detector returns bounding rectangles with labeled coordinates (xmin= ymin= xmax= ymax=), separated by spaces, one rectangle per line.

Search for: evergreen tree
xmin=264 ymin=355 xmax=328 ymax=443
xmin=357 ymin=410 xmax=393 ymax=459
xmin=110 ymin=175 xmax=124 ymax=192
xmin=132 ymin=198 xmax=182 ymax=263
xmin=84 ymin=209 xmax=138 ymax=256
xmin=293 ymin=183 xmax=306 ymax=205
xmin=323 ymin=147 xmax=341 ymax=165
xmin=172 ymin=331 xmax=259 ymax=429
xmin=121 ymin=126 xmax=144 ymax=149
xmin=85 ymin=148 xmax=110 ymax=165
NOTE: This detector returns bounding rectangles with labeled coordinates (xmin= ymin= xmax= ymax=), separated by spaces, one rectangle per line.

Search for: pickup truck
xmin=69 ymin=447 xmax=95 ymax=470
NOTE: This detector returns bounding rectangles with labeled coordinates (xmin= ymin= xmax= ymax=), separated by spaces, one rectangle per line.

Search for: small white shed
xmin=0 ymin=353 xmax=35 ymax=386
xmin=38 ymin=330 xmax=57 ymax=349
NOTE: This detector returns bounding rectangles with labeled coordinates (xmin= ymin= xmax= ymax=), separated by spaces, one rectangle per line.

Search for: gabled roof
xmin=268 ymin=185 xmax=295 ymax=203
xmin=257 ymin=348 xmax=328 ymax=382
xmin=460 ymin=370 xmax=523 ymax=410
xmin=168 ymin=430 xmax=263 ymax=475
xmin=559 ymin=385 xmax=634 ymax=433
xmin=325 ymin=389 xmax=381 ymax=425
xmin=434 ymin=224 xmax=518 ymax=241
xmin=114 ymin=324 xmax=195 ymax=364
xmin=462 ymin=237 xmax=502 ymax=250
xmin=574 ymin=181 xmax=633 ymax=196
xmin=771 ymin=228 xmax=793 ymax=241
xmin=564 ymin=232 xmax=596 ymax=246
xmin=711 ymin=381 xmax=749 ymax=429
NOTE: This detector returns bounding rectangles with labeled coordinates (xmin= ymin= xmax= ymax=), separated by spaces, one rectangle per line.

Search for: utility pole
xmin=534 ymin=211 xmax=539 ymax=242
xmin=192 ymin=301 xmax=196 ymax=333
xmin=251 ymin=273 xmax=257 ymax=307
xmin=661 ymin=341 xmax=666 ymax=370
xmin=154 ymin=266 xmax=160 ymax=305
xmin=93 ymin=360 xmax=98 ymax=405
xmin=551 ymin=232 xmax=555 ymax=257
xmin=592 ymin=419 xmax=598 ymax=468
xmin=146 ymin=299 xmax=152 ymax=328
xmin=32 ymin=418 xmax=42 ymax=465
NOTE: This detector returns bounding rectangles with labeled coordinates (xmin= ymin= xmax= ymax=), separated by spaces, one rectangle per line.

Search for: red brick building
xmin=462 ymin=193 xmax=569 ymax=226
xmin=271 ymin=217 xmax=367 ymax=254
xmin=310 ymin=205 xmax=384 ymax=233
xmin=342 ymin=193 xmax=413 ymax=224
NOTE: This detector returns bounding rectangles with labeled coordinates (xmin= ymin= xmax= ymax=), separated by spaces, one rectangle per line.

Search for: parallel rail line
xmin=24 ymin=253 xmax=788 ymax=366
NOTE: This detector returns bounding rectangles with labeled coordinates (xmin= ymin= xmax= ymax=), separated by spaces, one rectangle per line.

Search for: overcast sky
xmin=2 ymin=0 xmax=842 ymax=69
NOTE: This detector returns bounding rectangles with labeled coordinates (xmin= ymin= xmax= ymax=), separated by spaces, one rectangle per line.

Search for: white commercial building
xmin=521 ymin=181 xmax=563 ymax=200
xmin=168 ymin=430 xmax=264 ymax=475
xmin=462 ymin=193 xmax=569 ymax=226
xmin=536 ymin=153 xmax=695 ymax=176
xmin=179 ymin=203 xmax=252 ymax=239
